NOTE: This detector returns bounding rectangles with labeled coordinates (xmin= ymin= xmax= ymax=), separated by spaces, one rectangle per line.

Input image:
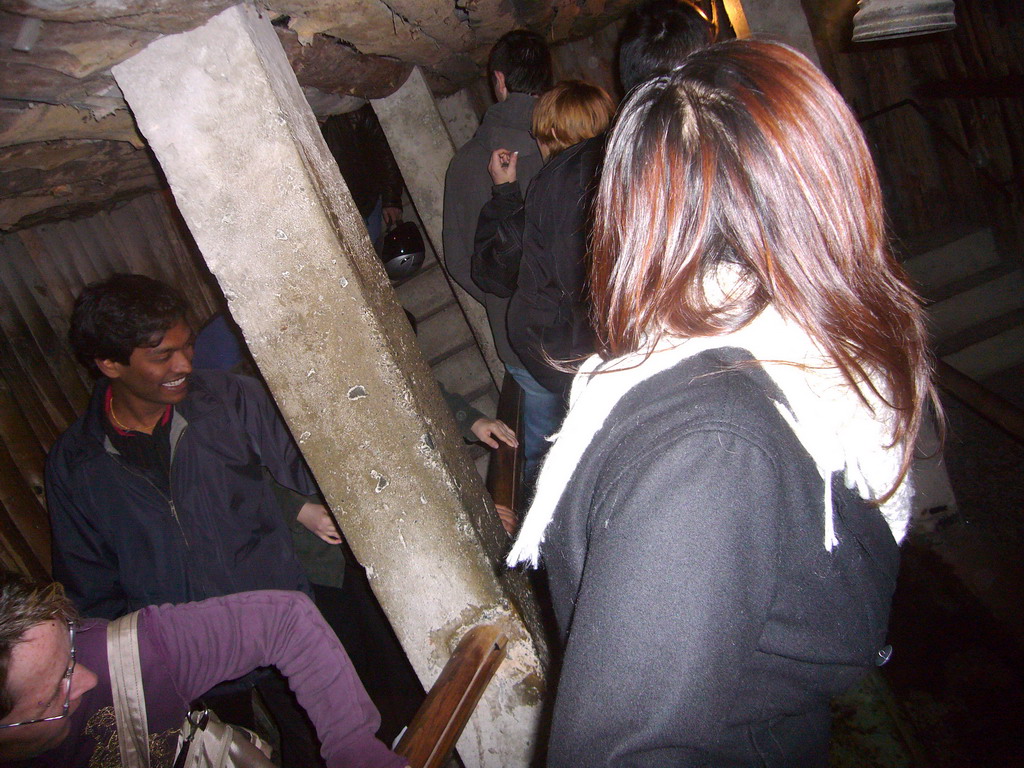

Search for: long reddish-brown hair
xmin=590 ymin=39 xmax=936 ymax=496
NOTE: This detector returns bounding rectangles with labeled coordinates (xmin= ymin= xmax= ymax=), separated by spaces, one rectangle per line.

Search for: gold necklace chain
xmin=108 ymin=397 xmax=134 ymax=432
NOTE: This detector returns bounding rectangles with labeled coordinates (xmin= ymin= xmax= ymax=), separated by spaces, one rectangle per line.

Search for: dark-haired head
xmin=617 ymin=0 xmax=716 ymax=93
xmin=591 ymin=39 xmax=935 ymax=495
xmin=69 ymin=274 xmax=190 ymax=376
xmin=488 ymin=30 xmax=553 ymax=99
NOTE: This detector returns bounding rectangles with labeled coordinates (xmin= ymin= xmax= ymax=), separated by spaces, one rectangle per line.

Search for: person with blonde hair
xmin=508 ymin=40 xmax=937 ymax=766
xmin=472 ymin=80 xmax=615 ymax=491
xmin=530 ymin=80 xmax=616 ymax=160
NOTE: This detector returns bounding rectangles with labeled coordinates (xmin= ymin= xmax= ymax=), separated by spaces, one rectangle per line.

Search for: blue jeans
xmin=506 ymin=365 xmax=567 ymax=492
xmin=365 ymin=197 xmax=383 ymax=246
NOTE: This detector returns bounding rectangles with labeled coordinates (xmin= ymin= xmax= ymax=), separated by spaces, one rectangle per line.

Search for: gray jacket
xmin=442 ymin=93 xmax=544 ymax=368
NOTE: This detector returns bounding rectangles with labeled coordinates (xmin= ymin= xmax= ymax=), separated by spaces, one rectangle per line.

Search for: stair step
xmin=901 ymin=227 xmax=1001 ymax=296
xmin=922 ymin=262 xmax=1018 ymax=305
xmin=394 ymin=259 xmax=452 ymax=319
xmin=936 ymin=307 xmax=1024 ymax=357
xmin=926 ymin=270 xmax=1024 ymax=344
xmin=474 ymin=451 xmax=491 ymax=482
xmin=417 ymin=303 xmax=472 ymax=364
xmin=428 ymin=338 xmax=477 ymax=368
xmin=469 ymin=390 xmax=498 ymax=420
xmin=415 ymin=297 xmax=459 ymax=325
xmin=465 ymin=382 xmax=496 ymax=408
xmin=981 ymin=360 xmax=1024 ymax=410
xmin=433 ymin=346 xmax=493 ymax=398
xmin=942 ymin=323 xmax=1024 ymax=381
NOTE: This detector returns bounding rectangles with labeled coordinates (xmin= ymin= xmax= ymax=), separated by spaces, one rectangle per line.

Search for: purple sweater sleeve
xmin=140 ymin=590 xmax=407 ymax=768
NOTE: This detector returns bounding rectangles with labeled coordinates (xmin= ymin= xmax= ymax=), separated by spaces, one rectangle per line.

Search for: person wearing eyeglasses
xmin=0 ymin=608 xmax=92 ymax=762
xmin=0 ymin=570 xmax=407 ymax=768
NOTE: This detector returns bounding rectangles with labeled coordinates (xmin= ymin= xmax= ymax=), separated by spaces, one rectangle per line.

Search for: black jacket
xmin=507 ymin=136 xmax=603 ymax=393
xmin=471 ymin=181 xmax=524 ymax=298
xmin=544 ymin=349 xmax=900 ymax=767
xmin=46 ymin=371 xmax=314 ymax=619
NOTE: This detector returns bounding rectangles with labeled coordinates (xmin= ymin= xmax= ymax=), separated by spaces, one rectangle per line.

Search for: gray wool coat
xmin=442 ymin=92 xmax=544 ymax=369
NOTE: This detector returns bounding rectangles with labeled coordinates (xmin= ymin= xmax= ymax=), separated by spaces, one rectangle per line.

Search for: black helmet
xmin=379 ymin=221 xmax=425 ymax=280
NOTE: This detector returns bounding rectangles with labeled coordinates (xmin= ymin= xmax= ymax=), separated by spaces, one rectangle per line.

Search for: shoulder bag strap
xmin=107 ymin=611 xmax=151 ymax=768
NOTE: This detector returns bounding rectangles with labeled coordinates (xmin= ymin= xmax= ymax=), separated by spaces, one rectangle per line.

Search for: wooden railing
xmin=485 ymin=375 xmax=524 ymax=529
xmin=936 ymin=360 xmax=1024 ymax=445
xmin=395 ymin=625 xmax=509 ymax=768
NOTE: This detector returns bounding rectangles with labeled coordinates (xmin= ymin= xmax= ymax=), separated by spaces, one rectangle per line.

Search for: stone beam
xmin=0 ymin=104 xmax=143 ymax=148
xmin=372 ymin=68 xmax=504 ymax=386
xmin=275 ymin=27 xmax=412 ymax=101
xmin=111 ymin=6 xmax=545 ymax=767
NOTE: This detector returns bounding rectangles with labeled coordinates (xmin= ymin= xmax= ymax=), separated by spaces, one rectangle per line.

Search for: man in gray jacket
xmin=442 ymin=30 xmax=555 ymax=488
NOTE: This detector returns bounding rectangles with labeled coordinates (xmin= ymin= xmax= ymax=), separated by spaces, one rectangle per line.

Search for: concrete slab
xmin=437 ymin=89 xmax=480 ymax=150
xmin=113 ymin=7 xmax=545 ymax=765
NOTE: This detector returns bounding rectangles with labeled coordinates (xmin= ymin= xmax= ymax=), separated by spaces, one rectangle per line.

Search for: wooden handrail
xmin=486 ymin=375 xmax=524 ymax=523
xmin=394 ymin=624 xmax=509 ymax=768
xmin=936 ymin=360 xmax=1024 ymax=444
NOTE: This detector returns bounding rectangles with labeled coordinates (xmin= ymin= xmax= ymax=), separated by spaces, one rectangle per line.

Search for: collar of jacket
xmin=81 ymin=373 xmax=217 ymax=450
xmin=508 ymin=300 xmax=911 ymax=568
xmin=480 ymin=92 xmax=536 ymax=131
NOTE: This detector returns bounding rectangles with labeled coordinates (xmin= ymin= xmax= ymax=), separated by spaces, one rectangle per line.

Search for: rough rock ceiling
xmin=0 ymin=0 xmax=636 ymax=231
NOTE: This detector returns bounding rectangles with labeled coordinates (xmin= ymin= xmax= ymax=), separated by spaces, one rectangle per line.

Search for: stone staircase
xmin=899 ymin=226 xmax=1024 ymax=524
xmin=391 ymin=199 xmax=498 ymax=479
xmin=902 ymin=226 xmax=1024 ymax=407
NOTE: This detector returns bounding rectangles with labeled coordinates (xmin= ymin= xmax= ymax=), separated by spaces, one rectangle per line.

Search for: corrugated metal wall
xmin=0 ymin=190 xmax=220 ymax=576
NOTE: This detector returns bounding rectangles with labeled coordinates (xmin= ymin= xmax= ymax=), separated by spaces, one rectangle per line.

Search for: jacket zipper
xmin=109 ymin=423 xmax=191 ymax=548
xmin=167 ymin=422 xmax=189 ymax=547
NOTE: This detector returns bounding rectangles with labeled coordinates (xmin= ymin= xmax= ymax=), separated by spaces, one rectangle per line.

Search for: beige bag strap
xmin=107 ymin=612 xmax=151 ymax=768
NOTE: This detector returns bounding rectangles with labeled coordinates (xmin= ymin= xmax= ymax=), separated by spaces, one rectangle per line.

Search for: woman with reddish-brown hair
xmin=508 ymin=40 xmax=936 ymax=767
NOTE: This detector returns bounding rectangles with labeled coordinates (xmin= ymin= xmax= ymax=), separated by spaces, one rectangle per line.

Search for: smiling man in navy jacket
xmin=47 ymin=274 xmax=316 ymax=618
xmin=45 ymin=273 xmax=328 ymax=766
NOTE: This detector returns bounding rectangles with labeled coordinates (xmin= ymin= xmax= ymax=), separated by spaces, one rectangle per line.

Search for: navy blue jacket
xmin=46 ymin=371 xmax=314 ymax=619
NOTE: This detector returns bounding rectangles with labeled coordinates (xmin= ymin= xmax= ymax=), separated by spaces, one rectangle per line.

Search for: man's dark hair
xmin=618 ymin=0 xmax=715 ymax=93
xmin=69 ymin=273 xmax=189 ymax=376
xmin=487 ymin=30 xmax=553 ymax=96
xmin=0 ymin=570 xmax=76 ymax=720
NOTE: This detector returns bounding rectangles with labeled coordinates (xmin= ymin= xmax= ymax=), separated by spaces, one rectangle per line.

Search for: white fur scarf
xmin=506 ymin=304 xmax=912 ymax=568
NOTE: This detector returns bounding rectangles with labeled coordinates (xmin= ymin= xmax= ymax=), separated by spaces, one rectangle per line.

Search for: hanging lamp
xmin=851 ymin=0 xmax=956 ymax=43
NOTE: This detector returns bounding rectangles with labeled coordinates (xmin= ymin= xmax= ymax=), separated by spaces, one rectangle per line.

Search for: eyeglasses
xmin=0 ymin=619 xmax=77 ymax=729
